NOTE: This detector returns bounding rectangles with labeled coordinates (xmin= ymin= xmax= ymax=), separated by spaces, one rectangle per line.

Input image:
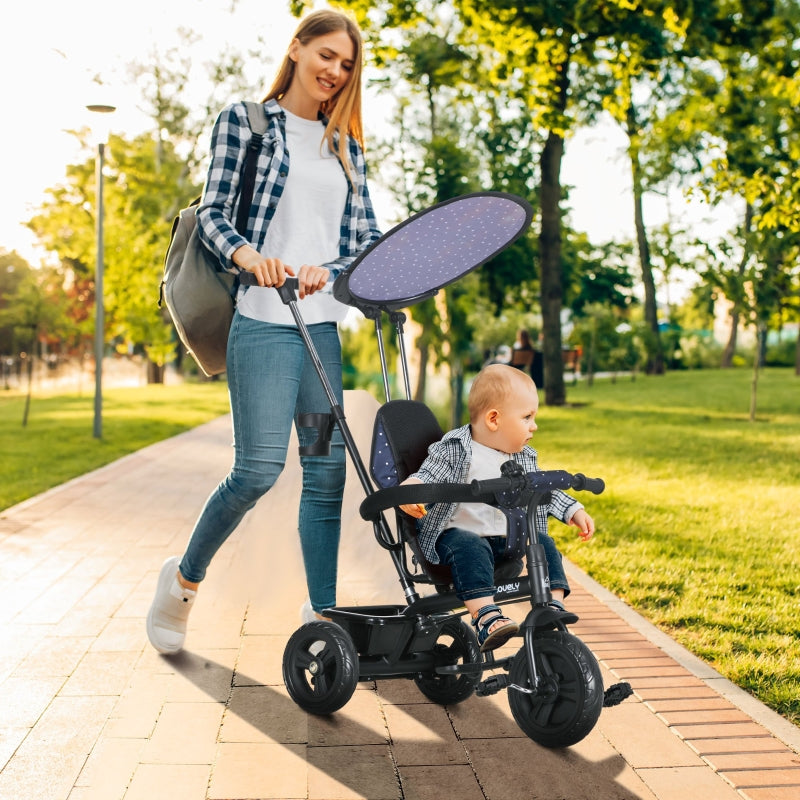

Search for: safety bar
xmin=359 ymin=469 xmax=604 ymax=522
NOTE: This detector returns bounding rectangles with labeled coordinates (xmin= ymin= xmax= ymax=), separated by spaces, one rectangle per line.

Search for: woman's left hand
xmin=297 ymin=265 xmax=330 ymax=299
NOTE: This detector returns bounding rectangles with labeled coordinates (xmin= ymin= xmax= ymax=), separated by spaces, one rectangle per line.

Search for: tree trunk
xmin=539 ymin=127 xmax=567 ymax=406
xmin=538 ymin=49 xmax=571 ymax=407
xmin=427 ymin=84 xmax=437 ymax=139
xmin=22 ymin=328 xmax=36 ymax=427
xmin=749 ymin=323 xmax=765 ymax=422
xmin=722 ymin=202 xmax=753 ymax=368
xmin=758 ymin=327 xmax=768 ymax=367
xmin=633 ymin=187 xmax=663 ymax=373
xmin=627 ymin=100 xmax=663 ymax=374
xmin=414 ymin=344 xmax=429 ymax=403
xmin=450 ymin=367 xmax=464 ymax=429
xmin=147 ymin=361 xmax=165 ymax=384
xmin=722 ymin=307 xmax=740 ymax=367
xmin=795 ymin=324 xmax=800 ymax=376
xmin=627 ymin=115 xmax=664 ymax=375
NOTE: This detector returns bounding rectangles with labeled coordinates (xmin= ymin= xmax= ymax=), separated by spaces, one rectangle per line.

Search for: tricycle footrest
xmin=476 ymin=673 xmax=510 ymax=697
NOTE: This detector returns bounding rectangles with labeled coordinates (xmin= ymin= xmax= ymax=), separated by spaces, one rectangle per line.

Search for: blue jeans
xmin=180 ymin=312 xmax=346 ymax=613
xmin=435 ymin=527 xmax=570 ymax=603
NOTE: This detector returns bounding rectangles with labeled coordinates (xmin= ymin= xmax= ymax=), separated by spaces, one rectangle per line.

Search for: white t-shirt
xmin=446 ymin=440 xmax=511 ymax=537
xmin=236 ymin=108 xmax=348 ymax=325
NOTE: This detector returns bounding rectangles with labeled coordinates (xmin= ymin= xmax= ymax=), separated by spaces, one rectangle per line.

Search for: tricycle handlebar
xmin=470 ymin=470 xmax=604 ymax=497
xmin=359 ymin=469 xmax=604 ymax=522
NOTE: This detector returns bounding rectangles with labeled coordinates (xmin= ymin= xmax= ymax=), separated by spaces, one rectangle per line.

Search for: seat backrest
xmin=370 ymin=399 xmax=527 ymax=590
xmin=369 ymin=399 xmax=454 ymax=587
xmin=370 ymin=399 xmax=444 ymax=488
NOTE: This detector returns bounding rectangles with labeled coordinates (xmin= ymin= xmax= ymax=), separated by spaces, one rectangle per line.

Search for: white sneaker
xmin=146 ymin=556 xmax=196 ymax=654
xmin=300 ymin=599 xmax=317 ymax=625
xmin=300 ymin=599 xmax=328 ymax=655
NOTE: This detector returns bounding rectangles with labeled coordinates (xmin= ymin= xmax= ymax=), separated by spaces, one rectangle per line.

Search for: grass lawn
xmin=0 ymin=367 xmax=798 ymax=728
xmin=0 ymin=382 xmax=230 ymax=511
xmin=537 ymin=367 xmax=800 ymax=727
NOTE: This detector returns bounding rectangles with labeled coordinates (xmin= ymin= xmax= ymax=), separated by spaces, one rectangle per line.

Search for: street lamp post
xmin=87 ymin=103 xmax=115 ymax=439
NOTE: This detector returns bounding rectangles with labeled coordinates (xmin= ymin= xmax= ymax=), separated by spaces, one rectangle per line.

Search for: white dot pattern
xmin=349 ymin=194 xmax=530 ymax=304
xmin=371 ymin=421 xmax=398 ymax=487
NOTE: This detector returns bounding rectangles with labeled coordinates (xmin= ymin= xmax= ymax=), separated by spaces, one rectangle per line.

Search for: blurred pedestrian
xmin=510 ymin=329 xmax=534 ymax=371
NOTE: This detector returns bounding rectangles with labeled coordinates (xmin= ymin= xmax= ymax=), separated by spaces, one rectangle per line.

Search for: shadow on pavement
xmin=167 ymin=649 xmax=649 ymax=800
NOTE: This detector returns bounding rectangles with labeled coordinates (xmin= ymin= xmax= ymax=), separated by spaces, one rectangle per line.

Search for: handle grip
xmin=571 ymin=473 xmax=605 ymax=495
xmin=238 ymin=273 xmax=299 ymax=290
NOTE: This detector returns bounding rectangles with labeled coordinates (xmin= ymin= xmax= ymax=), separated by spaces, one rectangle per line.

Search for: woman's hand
xmin=297 ymin=264 xmax=330 ymax=299
xmin=232 ymin=245 xmax=296 ymax=287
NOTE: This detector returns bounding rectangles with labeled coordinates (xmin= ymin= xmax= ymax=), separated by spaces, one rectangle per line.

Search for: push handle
xmin=237 ymin=273 xmax=299 ymax=289
xmin=237 ymin=273 xmax=300 ymax=304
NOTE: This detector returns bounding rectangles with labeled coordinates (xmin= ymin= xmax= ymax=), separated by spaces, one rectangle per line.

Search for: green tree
xmin=25 ymin=34 xmax=262 ymax=382
xmin=306 ymin=0 xmax=799 ymax=401
xmin=563 ymin=235 xmax=636 ymax=317
xmin=0 ymin=269 xmax=69 ymax=425
xmin=26 ymin=130 xmax=184 ymax=379
xmin=455 ymin=0 xmax=675 ymax=402
xmin=569 ymin=302 xmax=639 ymax=385
xmin=0 ymin=251 xmax=35 ymax=356
xmin=326 ymin=5 xmax=490 ymax=416
xmin=322 ymin=1 xmax=543 ymax=414
xmin=668 ymin=1 xmax=800 ymax=370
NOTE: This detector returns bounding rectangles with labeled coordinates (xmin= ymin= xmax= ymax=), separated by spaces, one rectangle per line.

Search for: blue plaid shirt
xmin=197 ymin=99 xmax=381 ymax=275
xmin=410 ymin=425 xmax=583 ymax=565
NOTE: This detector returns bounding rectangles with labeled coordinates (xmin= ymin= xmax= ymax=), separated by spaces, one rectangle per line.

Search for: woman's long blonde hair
xmin=262 ymin=9 xmax=365 ymax=183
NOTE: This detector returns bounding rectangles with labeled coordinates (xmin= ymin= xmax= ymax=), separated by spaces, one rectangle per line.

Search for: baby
xmin=400 ymin=364 xmax=594 ymax=651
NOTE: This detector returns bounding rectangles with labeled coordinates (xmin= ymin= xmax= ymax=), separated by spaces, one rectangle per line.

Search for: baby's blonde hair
xmin=468 ymin=364 xmax=536 ymax=423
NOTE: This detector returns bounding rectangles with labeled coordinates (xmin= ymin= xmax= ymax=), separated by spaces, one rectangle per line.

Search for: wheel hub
xmin=537 ymin=674 xmax=560 ymax=702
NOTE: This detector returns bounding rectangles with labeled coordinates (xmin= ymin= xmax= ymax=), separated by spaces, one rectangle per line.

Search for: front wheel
xmin=413 ymin=617 xmax=481 ymax=705
xmin=283 ymin=621 xmax=359 ymax=715
xmin=508 ymin=630 xmax=603 ymax=748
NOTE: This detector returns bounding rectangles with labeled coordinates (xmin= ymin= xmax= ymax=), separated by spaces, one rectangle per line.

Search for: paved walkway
xmin=0 ymin=390 xmax=798 ymax=800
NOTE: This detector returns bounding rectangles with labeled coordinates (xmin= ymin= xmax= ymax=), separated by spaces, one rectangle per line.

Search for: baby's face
xmin=494 ymin=383 xmax=539 ymax=453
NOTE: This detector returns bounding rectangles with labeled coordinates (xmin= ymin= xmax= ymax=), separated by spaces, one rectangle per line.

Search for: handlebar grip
xmin=470 ymin=477 xmax=517 ymax=496
xmin=237 ymin=273 xmax=299 ymax=291
xmin=571 ymin=473 xmax=605 ymax=494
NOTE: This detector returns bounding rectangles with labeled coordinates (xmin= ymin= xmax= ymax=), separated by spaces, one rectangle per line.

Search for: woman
xmin=147 ymin=9 xmax=382 ymax=654
xmin=509 ymin=329 xmax=534 ymax=372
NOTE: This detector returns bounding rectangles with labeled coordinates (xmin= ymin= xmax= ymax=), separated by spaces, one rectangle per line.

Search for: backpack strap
xmin=244 ymin=100 xmax=268 ymax=136
xmin=235 ymin=101 xmax=269 ymax=234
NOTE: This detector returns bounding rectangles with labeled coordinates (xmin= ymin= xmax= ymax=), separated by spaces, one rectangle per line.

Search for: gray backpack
xmin=159 ymin=102 xmax=267 ymax=376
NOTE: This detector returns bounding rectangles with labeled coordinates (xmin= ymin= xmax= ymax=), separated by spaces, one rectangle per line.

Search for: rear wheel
xmin=283 ymin=621 xmax=359 ymax=715
xmin=508 ymin=630 xmax=603 ymax=747
xmin=413 ymin=617 xmax=481 ymax=705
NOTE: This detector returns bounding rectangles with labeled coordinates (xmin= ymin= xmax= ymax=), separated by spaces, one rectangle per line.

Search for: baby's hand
xmin=399 ymin=503 xmax=427 ymax=519
xmin=398 ymin=477 xmax=426 ymax=518
xmin=570 ymin=509 xmax=595 ymax=541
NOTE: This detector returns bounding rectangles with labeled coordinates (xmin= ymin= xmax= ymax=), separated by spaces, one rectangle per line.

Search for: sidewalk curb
xmin=565 ymin=558 xmax=800 ymax=754
xmin=0 ymin=415 xmax=231 ymax=518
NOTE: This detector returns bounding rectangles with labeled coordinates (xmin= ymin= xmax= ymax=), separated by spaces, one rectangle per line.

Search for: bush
xmin=678 ymin=333 xmax=724 ymax=369
xmin=765 ymin=337 xmax=798 ymax=367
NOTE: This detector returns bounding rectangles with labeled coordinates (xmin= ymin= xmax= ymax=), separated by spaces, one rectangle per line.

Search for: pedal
xmin=476 ymin=673 xmax=510 ymax=697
